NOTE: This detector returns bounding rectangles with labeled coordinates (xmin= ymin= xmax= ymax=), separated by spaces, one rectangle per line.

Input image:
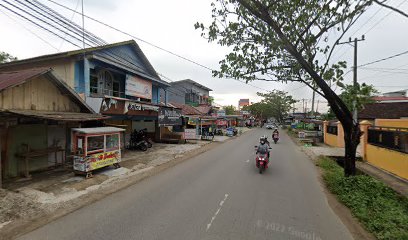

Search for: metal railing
xmin=368 ymin=126 xmax=408 ymax=154
xmin=326 ymin=125 xmax=338 ymax=135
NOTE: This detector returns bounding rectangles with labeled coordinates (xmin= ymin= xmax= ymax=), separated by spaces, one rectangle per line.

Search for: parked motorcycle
xmin=272 ymin=132 xmax=279 ymax=144
xmin=127 ymin=129 xmax=149 ymax=151
xmin=254 ymin=145 xmax=271 ymax=174
xmin=139 ymin=128 xmax=153 ymax=148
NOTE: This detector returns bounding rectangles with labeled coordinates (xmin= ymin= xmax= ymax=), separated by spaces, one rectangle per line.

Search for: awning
xmin=1 ymin=109 xmax=110 ymax=121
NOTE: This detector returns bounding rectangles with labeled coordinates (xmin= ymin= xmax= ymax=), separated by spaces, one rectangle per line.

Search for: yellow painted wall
xmin=375 ymin=119 xmax=408 ymax=128
xmin=325 ymin=133 xmax=338 ymax=147
xmin=366 ymin=144 xmax=408 ymax=180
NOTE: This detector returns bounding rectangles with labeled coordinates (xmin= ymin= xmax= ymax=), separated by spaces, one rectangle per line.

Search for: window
xmin=106 ymin=134 xmax=119 ymax=150
xmin=113 ymin=80 xmax=120 ymax=97
xmin=76 ymin=136 xmax=85 ymax=154
xmin=90 ymin=72 xmax=98 ymax=95
xmin=87 ymin=135 xmax=104 ymax=153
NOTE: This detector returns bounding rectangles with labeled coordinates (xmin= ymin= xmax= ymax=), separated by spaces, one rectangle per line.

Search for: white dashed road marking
xmin=206 ymin=194 xmax=229 ymax=231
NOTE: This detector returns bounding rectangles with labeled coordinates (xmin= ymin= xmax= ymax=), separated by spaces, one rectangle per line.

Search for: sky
xmin=1 ymin=0 xmax=408 ymax=113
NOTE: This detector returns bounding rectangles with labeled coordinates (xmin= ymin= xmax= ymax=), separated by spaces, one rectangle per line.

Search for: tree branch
xmin=374 ymin=0 xmax=408 ymax=18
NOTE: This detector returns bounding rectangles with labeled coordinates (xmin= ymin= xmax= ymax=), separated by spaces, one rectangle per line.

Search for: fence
xmin=368 ymin=126 xmax=408 ymax=154
xmin=360 ymin=121 xmax=408 ymax=180
xmin=323 ymin=121 xmax=344 ymax=147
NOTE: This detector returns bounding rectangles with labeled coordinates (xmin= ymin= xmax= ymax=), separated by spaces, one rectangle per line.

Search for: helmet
xmin=260 ymin=135 xmax=267 ymax=144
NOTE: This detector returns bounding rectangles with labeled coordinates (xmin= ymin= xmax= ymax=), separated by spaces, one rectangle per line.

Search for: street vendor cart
xmin=71 ymin=127 xmax=125 ymax=178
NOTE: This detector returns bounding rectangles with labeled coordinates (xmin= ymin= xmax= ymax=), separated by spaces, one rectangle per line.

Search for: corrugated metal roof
xmin=72 ymin=127 xmax=125 ymax=134
xmin=2 ymin=109 xmax=109 ymax=121
xmin=0 ymin=67 xmax=50 ymax=91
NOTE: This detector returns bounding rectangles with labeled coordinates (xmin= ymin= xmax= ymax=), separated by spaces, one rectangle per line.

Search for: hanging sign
xmin=158 ymin=108 xmax=182 ymax=126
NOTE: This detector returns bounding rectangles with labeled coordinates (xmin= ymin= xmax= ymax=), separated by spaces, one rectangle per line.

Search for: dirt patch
xmin=0 ymin=189 xmax=45 ymax=226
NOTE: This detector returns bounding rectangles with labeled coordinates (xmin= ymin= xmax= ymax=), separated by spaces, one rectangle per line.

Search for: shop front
xmin=98 ymin=97 xmax=160 ymax=146
xmin=157 ymin=106 xmax=183 ymax=143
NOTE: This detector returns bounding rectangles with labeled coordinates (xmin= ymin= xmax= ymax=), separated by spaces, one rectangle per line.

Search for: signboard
xmin=184 ymin=129 xmax=198 ymax=140
xmin=240 ymin=110 xmax=250 ymax=115
xmin=159 ymin=108 xmax=182 ymax=126
xmin=73 ymin=150 xmax=121 ymax=172
xmin=125 ymin=74 xmax=152 ymax=99
xmin=217 ymin=110 xmax=226 ymax=117
xmin=89 ymin=150 xmax=121 ymax=171
xmin=215 ymin=120 xmax=228 ymax=126
xmin=142 ymin=105 xmax=159 ymax=111
xmin=124 ymin=102 xmax=142 ymax=113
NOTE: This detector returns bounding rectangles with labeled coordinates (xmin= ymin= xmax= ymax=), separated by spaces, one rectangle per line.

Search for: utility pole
xmin=316 ymin=100 xmax=320 ymax=116
xmin=302 ymin=99 xmax=305 ymax=114
xmin=337 ymin=35 xmax=365 ymax=124
xmin=311 ymin=83 xmax=316 ymax=117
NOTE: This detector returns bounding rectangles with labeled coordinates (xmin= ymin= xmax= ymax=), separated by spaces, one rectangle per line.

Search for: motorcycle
xmin=127 ymin=129 xmax=149 ymax=151
xmin=139 ymin=128 xmax=153 ymax=148
xmin=254 ymin=146 xmax=271 ymax=174
xmin=272 ymin=132 xmax=279 ymax=144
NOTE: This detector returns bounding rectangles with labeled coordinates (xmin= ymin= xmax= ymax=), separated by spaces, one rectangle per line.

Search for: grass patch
xmin=317 ymin=157 xmax=408 ymax=240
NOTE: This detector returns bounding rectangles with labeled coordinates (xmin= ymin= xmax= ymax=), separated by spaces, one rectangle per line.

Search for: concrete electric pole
xmin=337 ymin=35 xmax=365 ymax=124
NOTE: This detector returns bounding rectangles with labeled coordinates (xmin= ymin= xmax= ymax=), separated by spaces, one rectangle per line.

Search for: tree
xmin=195 ymin=0 xmax=390 ymax=176
xmin=0 ymin=51 xmax=17 ymax=63
xmin=223 ymin=105 xmax=236 ymax=115
xmin=243 ymin=102 xmax=271 ymax=119
xmin=339 ymin=83 xmax=378 ymax=112
xmin=257 ymin=90 xmax=296 ymax=123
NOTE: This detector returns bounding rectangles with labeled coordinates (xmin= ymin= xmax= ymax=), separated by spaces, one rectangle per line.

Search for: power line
xmin=43 ymin=0 xmax=214 ymax=72
xmin=358 ymin=49 xmax=408 ymax=68
xmin=0 ymin=7 xmax=59 ymax=51
xmin=0 ymin=1 xmax=81 ymax=48
xmin=58 ymin=0 xmax=81 ymax=50
xmin=363 ymin=0 xmax=407 ymax=35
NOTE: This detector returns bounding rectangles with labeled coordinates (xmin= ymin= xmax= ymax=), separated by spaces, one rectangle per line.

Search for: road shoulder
xmin=285 ymin=130 xmax=376 ymax=240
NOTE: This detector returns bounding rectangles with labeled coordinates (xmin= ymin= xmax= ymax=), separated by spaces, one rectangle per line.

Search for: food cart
xmin=72 ymin=127 xmax=125 ymax=178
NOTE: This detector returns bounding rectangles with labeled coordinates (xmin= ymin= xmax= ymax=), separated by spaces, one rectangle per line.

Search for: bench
xmin=16 ymin=144 xmax=65 ymax=178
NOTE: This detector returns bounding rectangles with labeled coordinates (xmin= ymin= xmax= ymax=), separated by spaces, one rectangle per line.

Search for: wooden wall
xmin=0 ymin=75 xmax=81 ymax=112
xmin=0 ymin=59 xmax=76 ymax=88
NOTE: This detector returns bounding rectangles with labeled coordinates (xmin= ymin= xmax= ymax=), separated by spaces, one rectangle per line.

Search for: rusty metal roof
xmin=1 ymin=109 xmax=109 ymax=122
xmin=169 ymin=102 xmax=202 ymax=115
xmin=0 ymin=67 xmax=50 ymax=91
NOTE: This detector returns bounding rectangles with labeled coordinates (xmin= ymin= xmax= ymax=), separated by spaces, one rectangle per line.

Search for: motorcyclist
xmin=257 ymin=136 xmax=270 ymax=158
xmin=272 ymin=128 xmax=279 ymax=139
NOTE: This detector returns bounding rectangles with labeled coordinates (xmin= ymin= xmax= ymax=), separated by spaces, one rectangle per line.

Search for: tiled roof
xmin=359 ymin=102 xmax=408 ymax=119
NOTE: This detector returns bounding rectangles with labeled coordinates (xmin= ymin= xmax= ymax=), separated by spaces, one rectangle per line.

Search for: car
xmin=265 ymin=124 xmax=274 ymax=129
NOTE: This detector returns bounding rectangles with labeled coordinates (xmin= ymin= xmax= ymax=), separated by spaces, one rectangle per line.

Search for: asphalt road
xmin=17 ymin=128 xmax=353 ymax=240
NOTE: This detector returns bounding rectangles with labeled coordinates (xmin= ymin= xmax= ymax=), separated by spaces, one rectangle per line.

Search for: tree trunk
xmin=343 ymin=123 xmax=361 ymax=176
